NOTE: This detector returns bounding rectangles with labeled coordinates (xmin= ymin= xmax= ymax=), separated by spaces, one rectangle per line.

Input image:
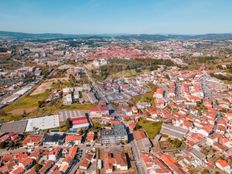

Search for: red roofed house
xmin=86 ymin=131 xmax=95 ymax=143
xmin=65 ymin=134 xmax=82 ymax=145
xmin=0 ymin=165 xmax=9 ymax=174
xmin=133 ymin=130 xmax=146 ymax=140
xmin=89 ymin=101 xmax=109 ymax=118
xmin=10 ymin=167 xmax=24 ymax=174
xmin=19 ymin=157 xmax=34 ymax=170
xmin=159 ymin=153 xmax=185 ymax=174
xmin=155 ymin=88 xmax=164 ymax=99
xmin=216 ymin=159 xmax=231 ymax=173
xmin=103 ymin=151 xmax=128 ymax=173
xmin=22 ymin=135 xmax=43 ymax=148
xmin=67 ymin=146 xmax=78 ymax=159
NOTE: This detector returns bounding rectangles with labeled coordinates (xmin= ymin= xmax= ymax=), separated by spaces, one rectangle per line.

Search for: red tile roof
xmin=216 ymin=159 xmax=229 ymax=168
xmin=133 ymin=130 xmax=147 ymax=140
xmin=65 ymin=135 xmax=82 ymax=142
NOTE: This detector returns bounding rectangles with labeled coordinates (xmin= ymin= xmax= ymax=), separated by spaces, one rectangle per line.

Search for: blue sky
xmin=0 ymin=0 xmax=231 ymax=34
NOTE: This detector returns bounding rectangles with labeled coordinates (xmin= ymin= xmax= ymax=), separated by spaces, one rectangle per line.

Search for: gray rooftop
xmin=0 ymin=120 xmax=28 ymax=134
xmin=101 ymin=123 xmax=127 ymax=138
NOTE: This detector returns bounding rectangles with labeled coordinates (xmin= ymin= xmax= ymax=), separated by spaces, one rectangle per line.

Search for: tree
xmin=34 ymin=164 xmax=42 ymax=171
xmin=22 ymin=110 xmax=27 ymax=118
xmin=66 ymin=119 xmax=72 ymax=129
xmin=134 ymin=124 xmax=141 ymax=130
xmin=93 ymin=121 xmax=101 ymax=131
xmin=79 ymin=129 xmax=84 ymax=135
xmin=0 ymin=141 xmax=7 ymax=149
xmin=38 ymin=100 xmax=45 ymax=108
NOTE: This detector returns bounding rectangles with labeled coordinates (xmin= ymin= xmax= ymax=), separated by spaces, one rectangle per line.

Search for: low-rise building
xmin=101 ymin=123 xmax=128 ymax=145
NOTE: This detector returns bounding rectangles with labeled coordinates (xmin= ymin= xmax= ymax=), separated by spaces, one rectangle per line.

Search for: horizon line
xmin=1 ymin=30 xmax=232 ymax=36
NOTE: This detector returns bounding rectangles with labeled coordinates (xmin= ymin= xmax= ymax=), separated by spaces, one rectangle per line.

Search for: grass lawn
xmin=51 ymin=81 xmax=72 ymax=89
xmin=135 ymin=92 xmax=155 ymax=106
xmin=137 ymin=119 xmax=162 ymax=139
xmin=60 ymin=103 xmax=96 ymax=110
xmin=111 ymin=69 xmax=137 ymax=79
xmin=0 ymin=92 xmax=50 ymax=122
xmin=3 ymin=91 xmax=50 ymax=114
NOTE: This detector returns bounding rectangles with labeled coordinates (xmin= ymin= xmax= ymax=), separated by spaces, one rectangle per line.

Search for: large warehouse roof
xmin=25 ymin=115 xmax=60 ymax=132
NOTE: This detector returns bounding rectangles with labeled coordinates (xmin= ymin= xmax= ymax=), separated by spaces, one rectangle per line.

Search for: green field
xmin=60 ymin=103 xmax=96 ymax=110
xmin=137 ymin=119 xmax=162 ymax=139
xmin=0 ymin=91 xmax=96 ymax=122
xmin=51 ymin=81 xmax=72 ymax=89
xmin=4 ymin=92 xmax=50 ymax=113
xmin=135 ymin=92 xmax=155 ymax=106
xmin=0 ymin=92 xmax=50 ymax=122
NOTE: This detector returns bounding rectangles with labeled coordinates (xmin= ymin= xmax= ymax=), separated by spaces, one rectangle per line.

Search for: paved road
xmin=131 ymin=141 xmax=146 ymax=174
xmin=83 ymin=65 xmax=109 ymax=104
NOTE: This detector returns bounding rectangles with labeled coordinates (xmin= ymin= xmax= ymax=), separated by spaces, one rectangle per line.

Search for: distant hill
xmin=116 ymin=34 xmax=232 ymax=41
xmin=0 ymin=31 xmax=232 ymax=41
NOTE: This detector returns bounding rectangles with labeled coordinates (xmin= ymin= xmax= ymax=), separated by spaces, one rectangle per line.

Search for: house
xmin=79 ymin=152 xmax=95 ymax=170
xmin=65 ymin=134 xmax=82 ymax=145
xmin=0 ymin=165 xmax=9 ymax=174
xmin=216 ymin=159 xmax=231 ymax=173
xmin=43 ymin=133 xmax=65 ymax=147
xmin=79 ymin=158 xmax=90 ymax=170
xmin=86 ymin=132 xmax=95 ymax=143
xmin=59 ymin=156 xmax=71 ymax=173
xmin=155 ymin=88 xmax=164 ymax=99
xmin=67 ymin=146 xmax=78 ymax=160
xmin=38 ymin=160 xmax=54 ymax=174
xmin=10 ymin=167 xmax=24 ymax=174
xmin=22 ymin=135 xmax=43 ymax=148
xmin=114 ymin=152 xmax=128 ymax=171
xmin=19 ymin=158 xmax=34 ymax=170
xmin=133 ymin=130 xmax=152 ymax=153
xmin=101 ymin=123 xmax=128 ymax=145
xmin=103 ymin=151 xmax=128 ymax=173
xmin=63 ymin=94 xmax=73 ymax=105
xmin=89 ymin=103 xmax=109 ymax=118
xmin=158 ymin=153 xmax=185 ymax=174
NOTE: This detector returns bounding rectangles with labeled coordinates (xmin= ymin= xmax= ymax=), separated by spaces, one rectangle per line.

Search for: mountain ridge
xmin=1 ymin=31 xmax=232 ymax=41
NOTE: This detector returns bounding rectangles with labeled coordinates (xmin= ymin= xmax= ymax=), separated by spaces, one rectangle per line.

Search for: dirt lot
xmin=31 ymin=77 xmax=69 ymax=95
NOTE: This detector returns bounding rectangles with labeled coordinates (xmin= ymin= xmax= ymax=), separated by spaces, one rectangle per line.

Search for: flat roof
xmin=25 ymin=115 xmax=60 ymax=132
xmin=58 ymin=110 xmax=88 ymax=123
xmin=0 ymin=120 xmax=28 ymax=134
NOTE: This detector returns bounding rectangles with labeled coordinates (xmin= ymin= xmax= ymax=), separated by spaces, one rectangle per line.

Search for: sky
xmin=0 ymin=0 xmax=231 ymax=34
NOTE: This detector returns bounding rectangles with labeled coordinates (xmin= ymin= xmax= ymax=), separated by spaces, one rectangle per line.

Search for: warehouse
xmin=25 ymin=115 xmax=60 ymax=132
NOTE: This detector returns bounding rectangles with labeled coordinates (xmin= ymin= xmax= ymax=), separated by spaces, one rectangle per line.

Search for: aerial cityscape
xmin=0 ymin=0 xmax=232 ymax=174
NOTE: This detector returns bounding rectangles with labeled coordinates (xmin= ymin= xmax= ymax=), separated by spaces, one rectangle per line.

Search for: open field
xmin=160 ymin=137 xmax=183 ymax=150
xmin=137 ymin=119 xmax=162 ymax=139
xmin=4 ymin=91 xmax=50 ymax=114
xmin=30 ymin=77 xmax=69 ymax=95
xmin=0 ymin=91 xmax=96 ymax=122
xmin=135 ymin=92 xmax=155 ymax=106
xmin=60 ymin=103 xmax=96 ymax=110
xmin=111 ymin=69 xmax=138 ymax=79
xmin=0 ymin=91 xmax=50 ymax=122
